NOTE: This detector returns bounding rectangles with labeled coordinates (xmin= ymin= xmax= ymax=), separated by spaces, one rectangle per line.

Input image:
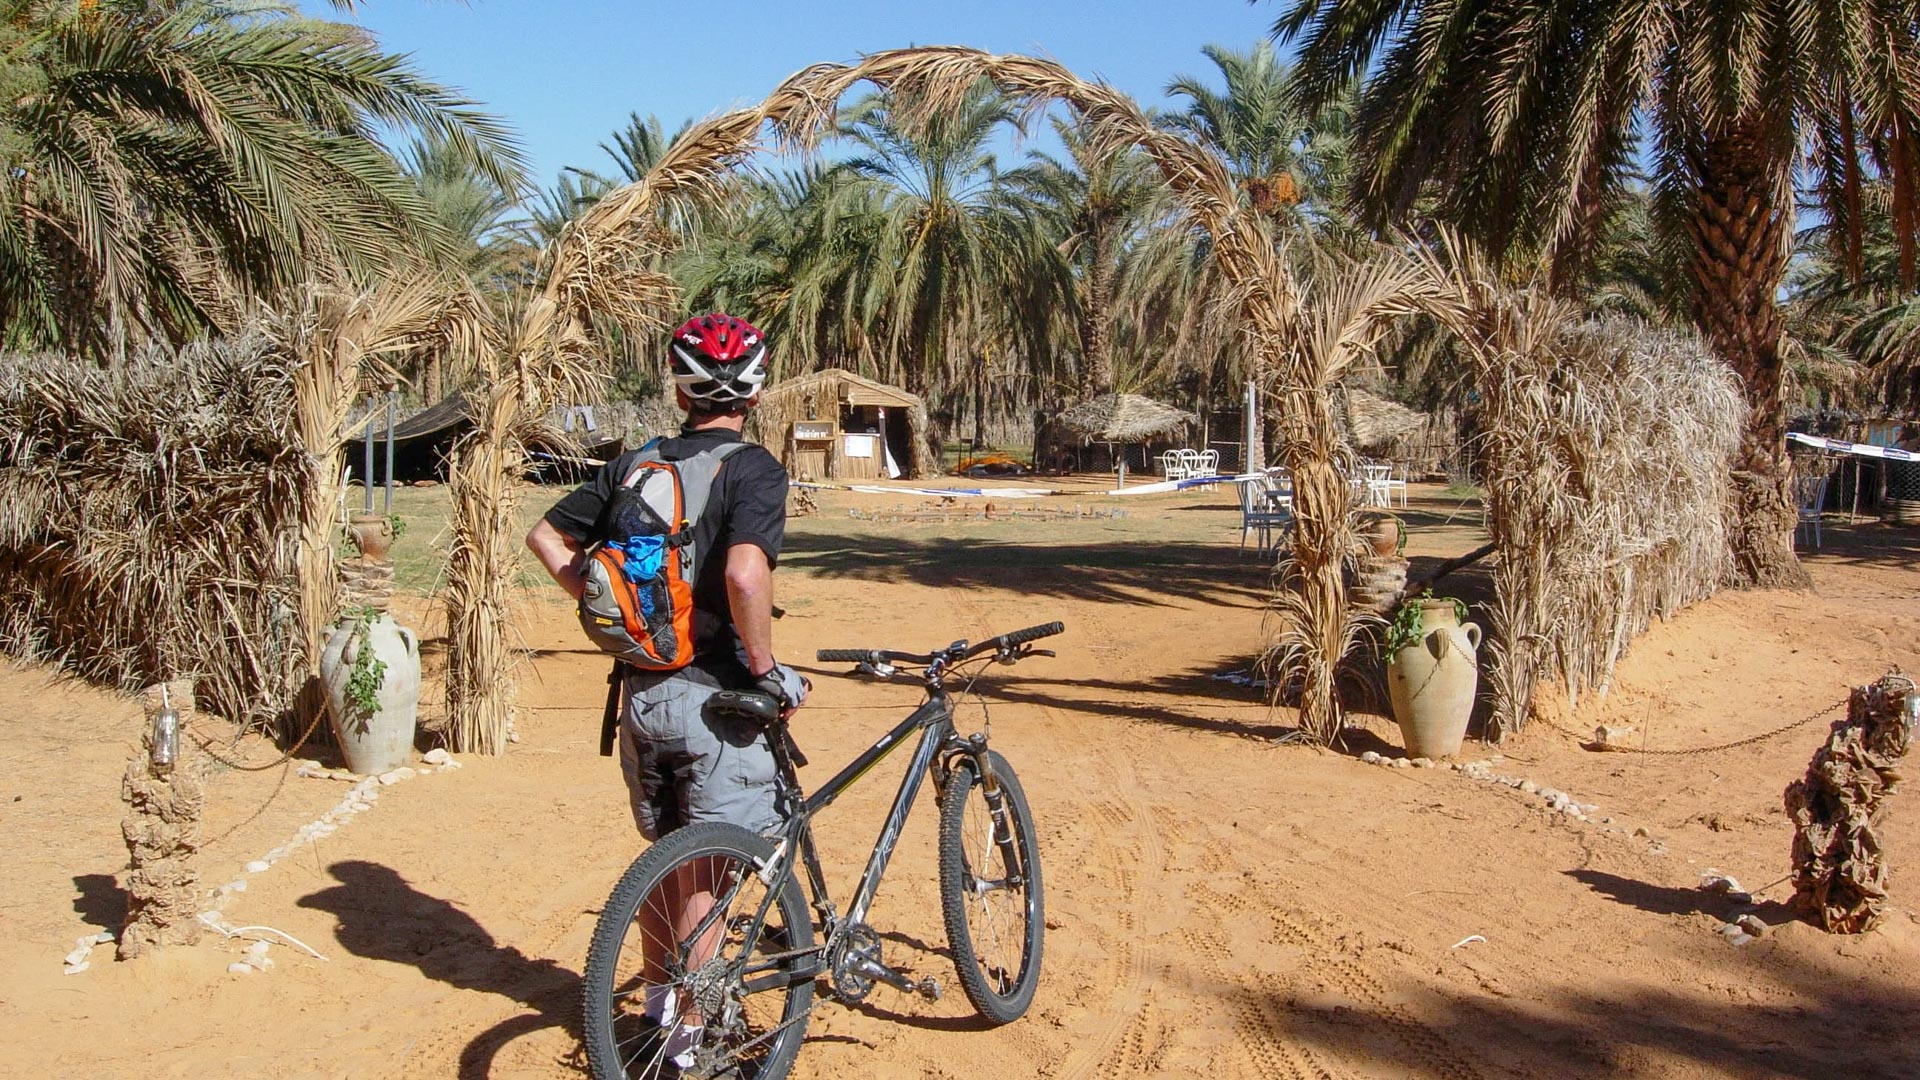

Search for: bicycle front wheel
xmin=583 ymin=822 xmax=815 ymax=1080
xmin=938 ymin=750 xmax=1044 ymax=1023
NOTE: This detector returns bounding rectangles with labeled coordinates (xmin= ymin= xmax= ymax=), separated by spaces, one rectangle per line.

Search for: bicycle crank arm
xmin=848 ymin=952 xmax=942 ymax=1001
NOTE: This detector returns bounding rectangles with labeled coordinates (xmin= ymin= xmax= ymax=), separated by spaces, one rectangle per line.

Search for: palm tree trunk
xmin=903 ymin=344 xmax=944 ymax=469
xmin=422 ymin=351 xmax=444 ymax=403
xmin=1685 ymin=125 xmax=1810 ymax=589
xmin=1077 ymin=232 xmax=1117 ymax=397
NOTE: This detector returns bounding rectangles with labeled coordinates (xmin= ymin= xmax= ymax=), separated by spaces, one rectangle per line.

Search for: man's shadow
xmin=299 ymin=860 xmax=582 ymax=1079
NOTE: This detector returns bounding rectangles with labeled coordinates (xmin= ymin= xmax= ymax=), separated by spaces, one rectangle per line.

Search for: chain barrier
xmin=1530 ymin=695 xmax=1849 ymax=757
xmin=187 ymin=704 xmax=329 ymax=772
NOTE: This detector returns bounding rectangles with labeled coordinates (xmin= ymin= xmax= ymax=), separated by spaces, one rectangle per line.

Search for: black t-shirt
xmin=544 ymin=425 xmax=788 ymax=685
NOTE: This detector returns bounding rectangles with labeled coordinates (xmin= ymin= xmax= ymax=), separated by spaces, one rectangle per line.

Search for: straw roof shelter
xmin=1335 ymin=387 xmax=1429 ymax=452
xmin=749 ymin=368 xmax=932 ymax=480
xmin=1057 ymin=393 xmax=1198 ymax=444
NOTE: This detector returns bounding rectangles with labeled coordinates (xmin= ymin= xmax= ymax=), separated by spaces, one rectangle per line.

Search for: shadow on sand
xmin=299 ymin=860 xmax=581 ymax=1079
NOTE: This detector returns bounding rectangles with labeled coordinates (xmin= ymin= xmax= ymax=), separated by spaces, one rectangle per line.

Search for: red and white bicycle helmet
xmin=668 ymin=313 xmax=769 ymax=407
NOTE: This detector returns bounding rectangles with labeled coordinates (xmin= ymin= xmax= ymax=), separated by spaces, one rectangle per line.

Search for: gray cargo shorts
xmin=617 ymin=668 xmax=783 ymax=841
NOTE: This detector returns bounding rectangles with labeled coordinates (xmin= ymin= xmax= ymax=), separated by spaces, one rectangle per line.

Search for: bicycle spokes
xmin=962 ymin=785 xmax=1028 ymax=993
xmin=608 ymin=851 xmax=802 ymax=1079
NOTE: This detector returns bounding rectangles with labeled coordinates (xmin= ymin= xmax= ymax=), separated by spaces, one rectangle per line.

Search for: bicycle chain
xmin=1529 ymin=695 xmax=1848 ymax=756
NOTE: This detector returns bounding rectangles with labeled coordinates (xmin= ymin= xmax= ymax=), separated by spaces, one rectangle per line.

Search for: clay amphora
xmin=319 ymin=613 xmax=420 ymax=774
xmin=1386 ymin=599 xmax=1481 ymax=759
xmin=347 ymin=512 xmax=393 ymax=562
xmin=1360 ymin=515 xmax=1404 ymax=558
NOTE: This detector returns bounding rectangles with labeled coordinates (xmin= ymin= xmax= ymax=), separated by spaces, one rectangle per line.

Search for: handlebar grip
xmin=998 ymin=621 xmax=1065 ymax=647
xmin=816 ymin=648 xmax=874 ymax=663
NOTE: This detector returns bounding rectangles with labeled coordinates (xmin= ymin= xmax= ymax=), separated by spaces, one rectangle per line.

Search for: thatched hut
xmin=748 ymin=369 xmax=930 ymax=480
xmin=1333 ymin=386 xmax=1457 ymax=477
xmin=1039 ymin=393 xmax=1199 ymax=474
xmin=1336 ymin=387 xmax=1427 ymax=452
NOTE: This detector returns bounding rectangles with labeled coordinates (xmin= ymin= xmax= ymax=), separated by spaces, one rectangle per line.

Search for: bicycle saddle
xmin=704 ymin=689 xmax=780 ymax=726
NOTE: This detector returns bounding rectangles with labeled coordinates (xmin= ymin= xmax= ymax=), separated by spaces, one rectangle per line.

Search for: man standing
xmin=524 ymin=313 xmax=806 ymax=1063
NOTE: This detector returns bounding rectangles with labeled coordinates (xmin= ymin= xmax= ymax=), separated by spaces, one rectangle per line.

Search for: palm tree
xmin=403 ymin=136 xmax=534 ymax=288
xmin=1002 ymin=118 xmax=1166 ymax=398
xmin=400 ymin=136 xmax=532 ymax=400
xmin=831 ymin=81 xmax=1029 ymax=455
xmin=1273 ymin=0 xmax=1920 ymax=587
xmin=1165 ymin=42 xmax=1353 ymax=228
xmin=0 ymin=0 xmax=524 ymax=360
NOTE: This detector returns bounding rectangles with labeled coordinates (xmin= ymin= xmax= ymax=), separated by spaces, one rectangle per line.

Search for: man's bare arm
xmin=526 ymin=519 xmax=587 ymax=600
xmin=725 ymin=543 xmax=775 ymax=677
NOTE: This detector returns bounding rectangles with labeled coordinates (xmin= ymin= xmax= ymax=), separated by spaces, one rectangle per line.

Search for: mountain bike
xmin=582 ymin=620 xmax=1063 ymax=1080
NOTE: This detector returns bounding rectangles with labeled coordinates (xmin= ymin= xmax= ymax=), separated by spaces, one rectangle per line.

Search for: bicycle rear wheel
xmin=583 ymin=822 xmax=815 ymax=1080
xmin=938 ymin=750 xmax=1044 ymax=1023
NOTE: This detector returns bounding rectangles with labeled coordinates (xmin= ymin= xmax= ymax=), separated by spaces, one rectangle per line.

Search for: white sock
xmin=641 ymin=985 xmax=676 ymax=1025
xmin=663 ymin=1021 xmax=704 ymax=1069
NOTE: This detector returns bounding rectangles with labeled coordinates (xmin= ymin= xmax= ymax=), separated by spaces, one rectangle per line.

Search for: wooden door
xmin=794 ymin=446 xmax=828 ymax=481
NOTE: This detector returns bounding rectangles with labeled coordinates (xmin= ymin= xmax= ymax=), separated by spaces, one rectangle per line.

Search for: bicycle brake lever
xmin=1001 ymin=646 xmax=1055 ymax=664
xmin=854 ymin=660 xmax=898 ymax=679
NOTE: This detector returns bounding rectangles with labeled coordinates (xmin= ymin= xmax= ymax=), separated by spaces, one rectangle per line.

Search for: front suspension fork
xmin=956 ymin=733 xmax=1023 ymax=881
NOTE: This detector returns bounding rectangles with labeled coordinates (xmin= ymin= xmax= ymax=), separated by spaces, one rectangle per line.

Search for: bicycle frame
xmin=778 ymin=689 xmax=957 ymax=931
xmin=700 ymin=637 xmax=1058 ymax=1007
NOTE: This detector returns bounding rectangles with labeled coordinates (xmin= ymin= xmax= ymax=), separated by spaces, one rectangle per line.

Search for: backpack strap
xmin=672 ymin=442 xmax=750 ymax=527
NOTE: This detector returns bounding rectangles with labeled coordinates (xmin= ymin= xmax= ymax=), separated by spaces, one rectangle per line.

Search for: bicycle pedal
xmin=915 ymin=977 xmax=941 ymax=1001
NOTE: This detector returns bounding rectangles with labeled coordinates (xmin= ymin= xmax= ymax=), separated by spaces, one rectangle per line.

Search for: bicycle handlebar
xmin=815 ymin=621 xmax=1064 ymax=667
xmin=963 ymin=620 xmax=1065 ymax=659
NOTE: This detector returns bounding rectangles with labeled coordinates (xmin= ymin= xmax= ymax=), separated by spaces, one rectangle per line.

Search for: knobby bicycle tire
xmin=583 ymin=822 xmax=815 ymax=1080
xmin=938 ymin=751 xmax=1044 ymax=1023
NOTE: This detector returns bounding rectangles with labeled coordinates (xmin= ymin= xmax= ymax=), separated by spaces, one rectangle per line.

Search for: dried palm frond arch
xmin=444 ymin=46 xmax=1380 ymax=752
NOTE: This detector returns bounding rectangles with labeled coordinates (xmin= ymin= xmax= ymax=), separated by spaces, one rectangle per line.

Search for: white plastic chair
xmin=1357 ymin=462 xmax=1392 ymax=507
xmin=1795 ymin=471 xmax=1832 ymax=548
xmin=1196 ymin=448 xmax=1220 ymax=477
xmin=1160 ymin=450 xmax=1186 ymax=481
xmin=1177 ymin=448 xmax=1201 ymax=478
xmin=1383 ymin=461 xmax=1410 ymax=508
xmin=1236 ymin=478 xmax=1291 ymax=556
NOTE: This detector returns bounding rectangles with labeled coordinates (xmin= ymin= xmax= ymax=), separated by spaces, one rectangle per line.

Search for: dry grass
xmin=1261 ymin=247 xmax=1455 ymax=744
xmin=0 ymin=336 xmax=306 ymax=730
xmin=1422 ymin=235 xmax=1743 ymax=737
xmin=0 ymin=276 xmax=487 ymax=737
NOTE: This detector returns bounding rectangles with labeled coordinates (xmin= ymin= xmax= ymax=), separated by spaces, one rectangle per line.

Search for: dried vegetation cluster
xmin=0 ymin=338 xmax=307 ymax=727
xmin=1471 ymin=317 xmax=1745 ymax=737
xmin=1786 ymin=674 xmax=1915 ymax=933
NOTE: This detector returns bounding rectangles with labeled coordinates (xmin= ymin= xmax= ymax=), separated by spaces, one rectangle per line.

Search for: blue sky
xmin=310 ymin=1 xmax=1282 ymax=189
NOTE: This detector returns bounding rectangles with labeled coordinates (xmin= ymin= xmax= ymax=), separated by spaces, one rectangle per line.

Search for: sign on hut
xmin=749 ymin=369 xmax=930 ymax=480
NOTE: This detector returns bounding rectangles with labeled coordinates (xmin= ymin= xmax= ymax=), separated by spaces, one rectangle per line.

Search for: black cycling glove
xmin=755 ymin=662 xmax=810 ymax=711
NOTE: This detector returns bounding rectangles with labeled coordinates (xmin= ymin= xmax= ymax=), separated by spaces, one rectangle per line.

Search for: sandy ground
xmin=3 ymin=480 xmax=1918 ymax=1080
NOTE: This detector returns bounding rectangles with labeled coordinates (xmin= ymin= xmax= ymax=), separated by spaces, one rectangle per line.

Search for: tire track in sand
xmin=1180 ymin=885 xmax=1342 ymax=1080
xmin=1054 ymin=782 xmax=1164 ymax=1080
xmin=1262 ymin=902 xmax=1485 ymax=1080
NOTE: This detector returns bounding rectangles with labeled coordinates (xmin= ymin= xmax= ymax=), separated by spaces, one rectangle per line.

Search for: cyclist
xmin=525 ymin=313 xmax=808 ymax=1066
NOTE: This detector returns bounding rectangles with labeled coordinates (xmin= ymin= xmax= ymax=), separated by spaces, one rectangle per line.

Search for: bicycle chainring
xmin=827 ymin=924 xmax=883 ymax=1003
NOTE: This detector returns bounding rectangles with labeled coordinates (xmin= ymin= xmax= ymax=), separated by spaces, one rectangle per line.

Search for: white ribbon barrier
xmin=1103 ymin=473 xmax=1259 ymax=497
xmin=792 ymin=473 xmax=1267 ymax=499
xmin=1788 ymin=432 xmax=1918 ymax=462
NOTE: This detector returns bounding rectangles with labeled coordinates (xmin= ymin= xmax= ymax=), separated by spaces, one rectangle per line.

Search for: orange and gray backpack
xmin=577 ymin=439 xmax=748 ymax=671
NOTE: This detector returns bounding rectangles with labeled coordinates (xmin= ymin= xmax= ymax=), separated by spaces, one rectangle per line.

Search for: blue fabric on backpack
xmin=610 ymin=535 xmax=667 ymax=617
